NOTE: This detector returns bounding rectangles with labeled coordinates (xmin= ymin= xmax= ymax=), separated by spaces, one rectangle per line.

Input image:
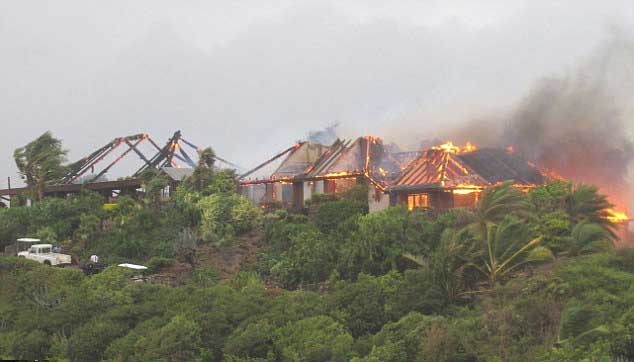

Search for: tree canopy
xmin=13 ymin=131 xmax=67 ymax=200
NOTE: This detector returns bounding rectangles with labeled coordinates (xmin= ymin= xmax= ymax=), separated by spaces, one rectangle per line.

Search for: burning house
xmin=239 ymin=141 xmax=330 ymax=207
xmin=388 ymin=142 xmax=546 ymax=210
xmin=301 ymin=136 xmax=405 ymax=211
xmin=239 ymin=136 xmax=406 ymax=209
xmin=239 ymin=137 xmax=547 ymax=212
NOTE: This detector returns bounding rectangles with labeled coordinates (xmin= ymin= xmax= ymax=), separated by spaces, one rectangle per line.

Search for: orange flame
xmin=432 ymin=141 xmax=478 ymax=154
xmin=464 ymin=141 xmax=477 ymax=152
xmin=453 ymin=189 xmax=480 ymax=195
xmin=452 ymin=184 xmax=483 ymax=195
xmin=323 ymin=171 xmax=354 ymax=178
xmin=607 ymin=209 xmax=630 ymax=223
xmin=433 ymin=141 xmax=461 ymax=153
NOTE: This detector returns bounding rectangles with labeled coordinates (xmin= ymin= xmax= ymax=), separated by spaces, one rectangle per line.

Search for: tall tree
xmin=139 ymin=168 xmax=168 ymax=219
xmin=188 ymin=147 xmax=216 ymax=192
xmin=194 ymin=147 xmax=216 ymax=191
xmin=198 ymin=147 xmax=215 ymax=169
xmin=13 ymin=132 xmax=67 ymax=201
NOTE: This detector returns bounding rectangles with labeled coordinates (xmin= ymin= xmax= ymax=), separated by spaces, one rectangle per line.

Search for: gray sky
xmin=2 ymin=0 xmax=634 ymax=187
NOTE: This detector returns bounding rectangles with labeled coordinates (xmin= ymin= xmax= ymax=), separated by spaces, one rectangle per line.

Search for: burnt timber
xmin=2 ymin=130 xmax=548 ymax=213
xmin=239 ymin=139 xmax=549 ymax=212
xmin=1 ymin=130 xmax=234 ymax=202
xmin=0 ymin=178 xmax=143 ymax=197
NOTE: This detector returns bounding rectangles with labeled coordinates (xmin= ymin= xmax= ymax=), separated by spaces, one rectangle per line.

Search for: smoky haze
xmin=505 ymin=32 xmax=634 ymax=210
xmin=1 ymin=1 xmax=634 ymax=206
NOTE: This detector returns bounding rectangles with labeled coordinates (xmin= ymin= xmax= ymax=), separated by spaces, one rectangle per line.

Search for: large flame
xmin=607 ymin=208 xmax=630 ymax=223
xmin=322 ymin=171 xmax=355 ymax=178
xmin=453 ymin=188 xmax=481 ymax=195
xmin=432 ymin=141 xmax=478 ymax=154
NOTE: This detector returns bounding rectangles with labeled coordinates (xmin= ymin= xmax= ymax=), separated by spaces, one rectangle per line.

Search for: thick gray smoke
xmin=504 ymin=32 xmax=634 ymax=209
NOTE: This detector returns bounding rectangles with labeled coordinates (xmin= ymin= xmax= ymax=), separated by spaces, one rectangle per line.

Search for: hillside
xmin=1 ymin=179 xmax=633 ymax=361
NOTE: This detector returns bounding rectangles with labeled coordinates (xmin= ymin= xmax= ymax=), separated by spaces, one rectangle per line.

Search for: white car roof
xmin=17 ymin=238 xmax=41 ymax=242
xmin=32 ymin=244 xmax=53 ymax=248
xmin=117 ymin=263 xmax=148 ymax=270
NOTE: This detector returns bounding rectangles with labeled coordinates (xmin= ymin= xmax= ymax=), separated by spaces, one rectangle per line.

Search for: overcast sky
xmin=1 ymin=0 xmax=634 ymax=187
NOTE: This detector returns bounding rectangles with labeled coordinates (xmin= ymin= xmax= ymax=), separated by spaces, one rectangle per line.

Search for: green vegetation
xmin=13 ymin=131 xmax=68 ymax=201
xmin=0 ymin=162 xmax=632 ymax=360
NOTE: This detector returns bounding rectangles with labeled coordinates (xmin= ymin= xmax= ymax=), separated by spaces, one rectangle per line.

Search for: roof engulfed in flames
xmin=392 ymin=141 xmax=545 ymax=191
xmin=432 ymin=141 xmax=477 ymax=154
xmin=238 ymin=137 xmax=632 ymax=225
xmin=306 ymin=136 xmax=402 ymax=190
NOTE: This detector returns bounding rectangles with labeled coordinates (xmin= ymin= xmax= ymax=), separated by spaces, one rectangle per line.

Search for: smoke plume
xmin=504 ymin=32 xmax=634 ymax=210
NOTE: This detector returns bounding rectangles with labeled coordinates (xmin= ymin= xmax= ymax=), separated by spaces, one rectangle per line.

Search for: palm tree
xmin=566 ymin=183 xmax=615 ymax=235
xmin=192 ymin=147 xmax=216 ymax=192
xmin=198 ymin=147 xmax=216 ymax=169
xmin=13 ymin=132 xmax=68 ymax=201
xmin=454 ymin=181 xmax=529 ymax=240
xmin=562 ymin=221 xmax=614 ymax=257
xmin=403 ymin=228 xmax=477 ymax=303
xmin=474 ymin=216 xmax=553 ymax=285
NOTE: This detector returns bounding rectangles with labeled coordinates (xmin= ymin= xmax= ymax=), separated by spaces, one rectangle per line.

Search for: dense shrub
xmin=274 ymin=315 xmax=354 ymax=362
xmin=224 ymin=319 xmax=275 ymax=360
xmin=135 ymin=315 xmax=203 ymax=362
xmin=329 ymin=272 xmax=403 ymax=337
xmin=0 ymin=191 xmax=105 ymax=250
xmin=197 ymin=194 xmax=262 ymax=243
xmin=315 ymin=199 xmax=367 ymax=233
xmin=147 ymin=256 xmax=175 ymax=273
xmin=270 ymin=228 xmax=338 ymax=288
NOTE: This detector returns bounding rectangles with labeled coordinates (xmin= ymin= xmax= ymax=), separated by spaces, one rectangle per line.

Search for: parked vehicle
xmin=118 ymin=263 xmax=148 ymax=282
xmin=17 ymin=244 xmax=71 ymax=266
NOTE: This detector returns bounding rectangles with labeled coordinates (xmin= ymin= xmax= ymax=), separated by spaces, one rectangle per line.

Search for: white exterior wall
xmin=368 ymin=186 xmax=390 ymax=213
xmin=314 ymin=180 xmax=325 ymax=194
xmin=303 ymin=181 xmax=312 ymax=202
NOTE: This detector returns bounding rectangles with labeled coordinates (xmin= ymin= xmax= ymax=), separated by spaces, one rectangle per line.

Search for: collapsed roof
xmin=271 ymin=142 xmax=329 ymax=179
xmin=304 ymin=136 xmax=401 ymax=189
xmin=239 ymin=137 xmax=546 ymax=193
xmin=240 ymin=136 xmax=401 ymax=189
